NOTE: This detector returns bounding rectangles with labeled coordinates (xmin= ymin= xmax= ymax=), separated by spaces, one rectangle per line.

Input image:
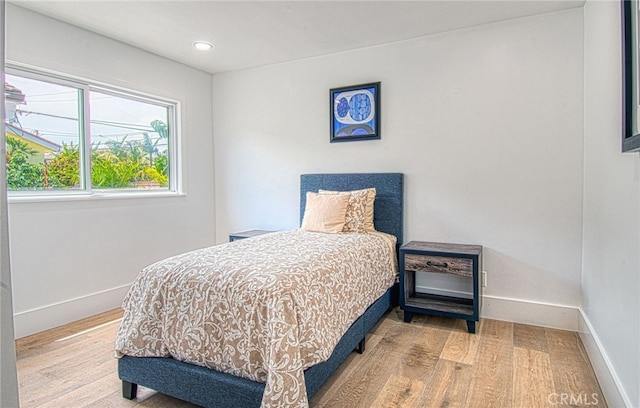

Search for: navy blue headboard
xmin=300 ymin=173 xmax=404 ymax=246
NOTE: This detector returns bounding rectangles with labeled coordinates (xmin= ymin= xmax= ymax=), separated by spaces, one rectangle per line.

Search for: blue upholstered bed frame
xmin=118 ymin=173 xmax=403 ymax=407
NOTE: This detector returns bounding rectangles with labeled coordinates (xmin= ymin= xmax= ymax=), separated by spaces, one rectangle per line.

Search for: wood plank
xmin=311 ymin=332 xmax=385 ymax=404
xmin=36 ymin=372 xmax=119 ymax=408
xmin=85 ymin=390 xmax=138 ymax=408
xmin=464 ymin=319 xmax=513 ymax=408
xmin=320 ymin=342 xmax=400 ymax=408
xmin=18 ymin=334 xmax=110 ymax=373
xmin=440 ymin=318 xmax=482 ymax=365
xmin=374 ymin=316 xmax=429 ymax=351
xmin=512 ymin=347 xmax=555 ymax=407
xmin=370 ymin=374 xmax=425 ymax=408
xmin=423 ymin=314 xmax=458 ymax=331
xmin=480 ymin=318 xmax=513 ymax=340
xmin=419 ymin=359 xmax=473 ymax=407
xmin=514 ymin=323 xmax=548 ymax=352
xmin=397 ymin=321 xmax=451 ymax=380
xmin=16 ymin=309 xmax=122 ymax=356
xmin=19 ymin=350 xmax=117 ymax=408
xmin=319 ymin=314 xmax=435 ymax=407
xmin=545 ymin=328 xmax=607 ymax=407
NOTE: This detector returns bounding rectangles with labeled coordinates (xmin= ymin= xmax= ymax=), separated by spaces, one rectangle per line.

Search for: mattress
xmin=115 ymin=229 xmax=396 ymax=408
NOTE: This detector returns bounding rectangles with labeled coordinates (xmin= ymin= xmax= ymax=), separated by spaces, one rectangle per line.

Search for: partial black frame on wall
xmin=330 ymin=82 xmax=380 ymax=143
xmin=622 ymin=0 xmax=640 ymax=152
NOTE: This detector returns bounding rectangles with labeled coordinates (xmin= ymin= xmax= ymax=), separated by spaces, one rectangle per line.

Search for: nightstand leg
xmin=403 ymin=311 xmax=413 ymax=323
xmin=466 ymin=320 xmax=476 ymax=334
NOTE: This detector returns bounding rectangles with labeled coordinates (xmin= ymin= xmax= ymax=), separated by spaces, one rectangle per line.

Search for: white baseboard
xmin=480 ymin=294 xmax=580 ymax=331
xmin=578 ymin=308 xmax=632 ymax=408
xmin=13 ymin=283 xmax=131 ymax=339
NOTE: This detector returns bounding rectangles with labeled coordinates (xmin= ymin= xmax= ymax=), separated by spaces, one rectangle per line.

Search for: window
xmin=4 ymin=67 xmax=178 ymax=196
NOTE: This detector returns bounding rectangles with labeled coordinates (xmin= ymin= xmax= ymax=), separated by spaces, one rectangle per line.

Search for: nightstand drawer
xmin=404 ymin=253 xmax=472 ymax=277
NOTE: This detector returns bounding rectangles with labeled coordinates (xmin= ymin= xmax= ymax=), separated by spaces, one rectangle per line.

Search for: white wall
xmin=582 ymin=1 xmax=640 ymax=406
xmin=213 ymin=9 xmax=584 ymax=329
xmin=6 ymin=5 xmax=216 ymax=338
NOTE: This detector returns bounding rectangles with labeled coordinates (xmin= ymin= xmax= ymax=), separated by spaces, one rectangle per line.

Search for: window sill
xmin=8 ymin=190 xmax=186 ymax=204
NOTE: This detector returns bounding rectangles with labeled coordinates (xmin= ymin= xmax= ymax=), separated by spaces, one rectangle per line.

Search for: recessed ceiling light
xmin=193 ymin=41 xmax=213 ymax=51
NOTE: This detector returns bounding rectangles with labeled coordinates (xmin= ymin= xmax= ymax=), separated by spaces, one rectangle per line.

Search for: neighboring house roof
xmin=4 ymin=83 xmax=25 ymax=104
xmin=5 ymin=123 xmax=61 ymax=153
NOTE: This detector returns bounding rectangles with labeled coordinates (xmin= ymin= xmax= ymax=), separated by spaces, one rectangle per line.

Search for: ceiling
xmin=10 ymin=0 xmax=585 ymax=75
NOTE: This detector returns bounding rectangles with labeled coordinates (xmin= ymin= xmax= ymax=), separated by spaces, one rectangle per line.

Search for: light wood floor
xmin=15 ymin=308 xmax=606 ymax=408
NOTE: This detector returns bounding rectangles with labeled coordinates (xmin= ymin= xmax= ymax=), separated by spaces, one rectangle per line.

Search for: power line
xmin=91 ymin=120 xmax=156 ymax=132
xmin=17 ymin=109 xmax=78 ymax=122
xmin=16 ymin=109 xmax=162 ymax=132
xmin=23 ymin=95 xmax=114 ymax=103
xmin=22 ymin=91 xmax=76 ymax=98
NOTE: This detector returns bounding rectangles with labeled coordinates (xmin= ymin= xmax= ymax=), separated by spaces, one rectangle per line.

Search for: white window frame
xmin=5 ymin=64 xmax=182 ymax=201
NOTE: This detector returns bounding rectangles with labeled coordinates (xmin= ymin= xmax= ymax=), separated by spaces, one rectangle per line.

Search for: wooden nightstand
xmin=228 ymin=230 xmax=274 ymax=242
xmin=399 ymin=241 xmax=482 ymax=333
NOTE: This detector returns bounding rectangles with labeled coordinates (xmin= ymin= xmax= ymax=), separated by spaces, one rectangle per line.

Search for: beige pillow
xmin=362 ymin=187 xmax=376 ymax=231
xmin=319 ymin=188 xmax=376 ymax=232
xmin=301 ymin=192 xmax=350 ymax=233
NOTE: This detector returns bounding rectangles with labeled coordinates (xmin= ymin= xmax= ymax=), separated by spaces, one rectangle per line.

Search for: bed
xmin=116 ymin=172 xmax=404 ymax=408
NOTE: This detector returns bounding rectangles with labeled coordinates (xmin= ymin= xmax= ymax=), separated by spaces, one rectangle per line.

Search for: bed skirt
xmin=118 ymin=285 xmax=395 ymax=407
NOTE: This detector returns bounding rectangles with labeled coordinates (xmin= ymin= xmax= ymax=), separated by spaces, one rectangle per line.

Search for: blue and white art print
xmin=330 ymin=82 xmax=380 ymax=142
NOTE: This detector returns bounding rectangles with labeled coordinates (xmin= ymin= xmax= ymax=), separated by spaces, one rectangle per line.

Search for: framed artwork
xmin=330 ymin=82 xmax=380 ymax=143
xmin=622 ymin=0 xmax=640 ymax=152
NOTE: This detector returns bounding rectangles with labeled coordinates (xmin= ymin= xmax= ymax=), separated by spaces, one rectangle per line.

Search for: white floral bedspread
xmin=115 ymin=229 xmax=396 ymax=408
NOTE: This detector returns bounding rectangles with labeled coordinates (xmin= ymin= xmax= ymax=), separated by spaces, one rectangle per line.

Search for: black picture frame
xmin=330 ymin=82 xmax=380 ymax=143
xmin=622 ymin=0 xmax=640 ymax=152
